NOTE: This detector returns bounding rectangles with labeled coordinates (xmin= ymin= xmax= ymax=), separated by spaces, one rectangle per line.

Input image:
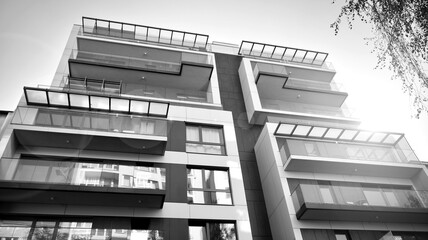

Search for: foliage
xmin=331 ymin=0 xmax=428 ymax=117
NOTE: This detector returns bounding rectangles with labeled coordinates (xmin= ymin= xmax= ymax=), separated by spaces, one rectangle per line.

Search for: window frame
xmin=185 ymin=124 xmax=226 ymax=155
xmin=187 ymin=167 xmax=233 ymax=205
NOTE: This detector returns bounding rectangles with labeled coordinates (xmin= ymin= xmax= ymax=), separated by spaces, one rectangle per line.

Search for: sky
xmin=1 ymin=0 xmax=428 ymax=161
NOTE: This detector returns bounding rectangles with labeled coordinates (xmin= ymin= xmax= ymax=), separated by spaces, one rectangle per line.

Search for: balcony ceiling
xmin=257 ymin=75 xmax=347 ymax=107
xmin=297 ymin=202 xmax=428 ymax=223
xmin=69 ymin=62 xmax=211 ymax=91
xmin=0 ymin=182 xmax=165 ymax=208
xmin=284 ymin=156 xmax=422 ymax=178
xmin=14 ymin=129 xmax=167 ymax=155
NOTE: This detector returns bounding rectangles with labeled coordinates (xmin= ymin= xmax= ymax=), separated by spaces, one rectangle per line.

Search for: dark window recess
xmin=186 ymin=125 xmax=226 ymax=155
xmin=187 ymin=168 xmax=232 ymax=205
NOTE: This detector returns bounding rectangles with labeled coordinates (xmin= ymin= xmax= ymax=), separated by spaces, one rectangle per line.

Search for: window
xmin=187 ymin=168 xmax=232 ymax=205
xmin=189 ymin=222 xmax=236 ymax=240
xmin=334 ymin=230 xmax=351 ymax=240
xmin=186 ymin=125 xmax=225 ymax=155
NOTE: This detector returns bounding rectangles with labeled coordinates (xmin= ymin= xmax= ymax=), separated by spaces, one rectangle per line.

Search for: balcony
xmin=238 ymin=58 xmax=358 ymax=125
xmin=81 ymin=16 xmax=209 ymax=50
xmin=0 ymin=158 xmax=166 ymax=208
xmin=291 ymin=183 xmax=428 ymax=223
xmin=60 ymin=75 xmax=212 ymax=104
xmin=253 ymin=61 xmax=346 ymax=107
xmin=0 ymin=220 xmax=165 ymax=240
xmin=11 ymin=106 xmax=168 ymax=155
xmin=70 ymin=37 xmax=213 ymax=82
xmin=276 ymin=122 xmax=421 ymax=177
xmin=239 ymin=41 xmax=335 ymax=72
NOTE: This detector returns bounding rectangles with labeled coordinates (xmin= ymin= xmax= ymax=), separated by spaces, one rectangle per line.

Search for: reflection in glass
xmin=26 ymin=90 xmax=48 ymax=104
xmin=148 ymin=102 xmax=168 ymax=116
xmin=69 ymin=94 xmax=89 ymax=108
xmin=3 ymin=158 xmax=165 ymax=191
xmin=189 ymin=226 xmax=207 ymax=240
xmin=209 ymin=223 xmax=236 ymax=240
xmin=48 ymin=92 xmax=69 ymax=106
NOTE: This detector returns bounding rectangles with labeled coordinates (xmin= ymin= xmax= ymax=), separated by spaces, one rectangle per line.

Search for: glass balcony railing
xmin=254 ymin=62 xmax=288 ymax=78
xmin=12 ymin=107 xmax=167 ymax=137
xmin=282 ymin=138 xmax=418 ymax=164
xmin=70 ymin=49 xmax=182 ymax=73
xmin=285 ymin=78 xmax=344 ymax=92
xmin=0 ymin=158 xmax=166 ymax=190
xmin=260 ymin=99 xmax=357 ymax=118
xmin=0 ymin=220 xmax=164 ymax=240
xmin=81 ymin=17 xmax=209 ymax=50
xmin=291 ymin=183 xmax=428 ymax=211
xmin=57 ymin=76 xmax=212 ymax=103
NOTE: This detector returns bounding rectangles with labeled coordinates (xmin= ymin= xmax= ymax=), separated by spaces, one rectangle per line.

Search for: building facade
xmin=0 ymin=17 xmax=427 ymax=240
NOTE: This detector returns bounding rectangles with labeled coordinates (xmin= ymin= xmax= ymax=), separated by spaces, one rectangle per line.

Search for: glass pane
xmin=121 ymin=117 xmax=139 ymax=133
xmin=187 ymin=190 xmax=205 ymax=204
xmin=111 ymin=98 xmax=129 ymax=112
xmin=186 ymin=126 xmax=200 ymax=141
xmin=149 ymin=102 xmax=168 ymax=116
xmin=130 ymin=100 xmax=149 ymax=114
xmin=384 ymin=191 xmax=400 ymax=207
xmin=209 ymin=223 xmax=236 ymax=240
xmin=363 ymin=188 xmax=387 ymax=206
xmin=354 ymin=131 xmax=373 ymax=142
xmin=90 ymin=96 xmax=109 ymax=110
xmin=213 ymin=192 xmax=232 ymax=205
xmin=26 ymin=89 xmax=48 ymax=104
xmin=319 ymin=186 xmax=335 ymax=204
xmin=69 ymin=94 xmax=89 ymax=108
xmin=32 ymin=227 xmax=54 ymax=240
xmin=186 ymin=143 xmax=223 ymax=155
xmin=48 ymin=92 xmax=69 ymax=106
xmin=188 ymin=169 xmax=203 ymax=189
xmin=35 ymin=112 xmax=52 ymax=126
xmin=51 ymin=113 xmax=66 ymax=126
xmin=140 ymin=120 xmax=155 ymax=135
xmin=91 ymin=116 xmax=109 ymax=130
xmin=339 ymin=130 xmax=358 ymax=140
xmin=276 ymin=123 xmax=295 ymax=135
xmin=48 ymin=162 xmax=73 ymax=184
xmin=308 ymin=126 xmax=327 ymax=137
xmin=202 ymin=128 xmax=221 ymax=144
xmin=324 ymin=128 xmax=342 ymax=139
xmin=32 ymin=160 xmax=51 ymax=182
xmin=13 ymin=160 xmax=37 ymax=181
xmin=205 ymin=170 xmax=229 ymax=190
xmin=56 ymin=228 xmax=92 ymax=240
xmin=292 ymin=125 xmax=311 ymax=136
xmin=189 ymin=226 xmax=207 ymax=240
xmin=335 ymin=234 xmax=348 ymax=240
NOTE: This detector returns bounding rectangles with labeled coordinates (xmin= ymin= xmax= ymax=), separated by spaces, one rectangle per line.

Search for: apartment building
xmin=1 ymin=17 xmax=428 ymax=240
xmin=236 ymin=42 xmax=428 ymax=239
xmin=0 ymin=17 xmax=251 ymax=240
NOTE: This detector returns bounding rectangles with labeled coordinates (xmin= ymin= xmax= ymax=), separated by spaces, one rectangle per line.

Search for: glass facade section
xmin=291 ymin=181 xmax=428 ymax=211
xmin=0 ymin=158 xmax=166 ymax=191
xmin=283 ymin=139 xmax=417 ymax=163
xmin=0 ymin=220 xmax=163 ymax=240
xmin=11 ymin=107 xmax=167 ymax=137
xmin=187 ymin=168 xmax=231 ymax=205
xmin=186 ymin=125 xmax=225 ymax=155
